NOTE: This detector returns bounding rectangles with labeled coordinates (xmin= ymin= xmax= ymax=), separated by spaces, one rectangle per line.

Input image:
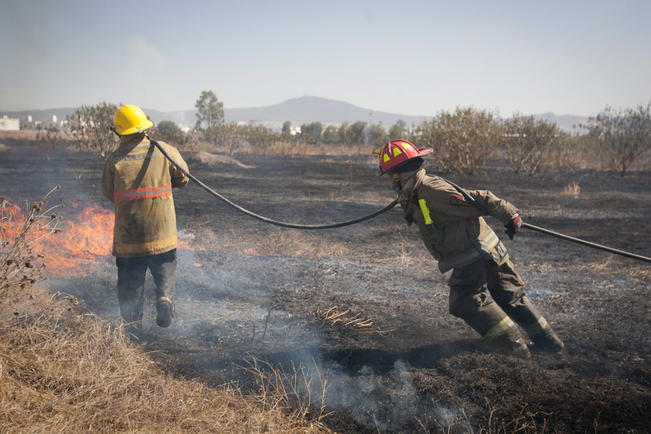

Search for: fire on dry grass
xmin=0 ymin=191 xmax=329 ymax=433
xmin=2 ymin=198 xmax=202 ymax=278
xmin=1 ymin=186 xmax=61 ymax=297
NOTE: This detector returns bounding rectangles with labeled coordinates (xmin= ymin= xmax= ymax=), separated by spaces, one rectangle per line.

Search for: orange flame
xmin=242 ymin=248 xmax=281 ymax=257
xmin=2 ymin=204 xmax=203 ymax=277
xmin=40 ymin=205 xmax=114 ymax=276
xmin=0 ymin=204 xmax=24 ymax=241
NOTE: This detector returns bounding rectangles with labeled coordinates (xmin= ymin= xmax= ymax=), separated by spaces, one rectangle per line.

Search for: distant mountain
xmin=531 ymin=112 xmax=589 ymax=132
xmin=223 ymin=96 xmax=430 ymax=127
xmin=1 ymin=97 xmax=589 ymax=132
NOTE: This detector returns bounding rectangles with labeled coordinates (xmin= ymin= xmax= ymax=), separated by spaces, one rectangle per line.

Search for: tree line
xmin=66 ymin=90 xmax=651 ymax=176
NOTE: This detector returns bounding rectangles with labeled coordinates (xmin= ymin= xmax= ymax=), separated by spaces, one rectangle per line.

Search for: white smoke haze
xmin=167 ymin=231 xmax=466 ymax=430
xmin=37 ymin=216 xmax=471 ymax=430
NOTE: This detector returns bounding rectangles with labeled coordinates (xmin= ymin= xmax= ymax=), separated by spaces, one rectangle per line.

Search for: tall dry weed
xmin=242 ymin=357 xmax=330 ymax=425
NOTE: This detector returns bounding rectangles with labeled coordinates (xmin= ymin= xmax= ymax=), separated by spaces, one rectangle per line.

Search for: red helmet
xmin=376 ymin=140 xmax=432 ymax=174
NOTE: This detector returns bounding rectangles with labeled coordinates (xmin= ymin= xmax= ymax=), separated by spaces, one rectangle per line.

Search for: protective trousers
xmin=116 ymin=249 xmax=176 ymax=329
xmin=448 ymin=258 xmax=558 ymax=351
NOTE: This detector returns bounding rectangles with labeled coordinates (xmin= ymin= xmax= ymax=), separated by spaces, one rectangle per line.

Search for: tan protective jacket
xmin=102 ymin=136 xmax=189 ymax=258
xmin=400 ymin=169 xmax=518 ymax=272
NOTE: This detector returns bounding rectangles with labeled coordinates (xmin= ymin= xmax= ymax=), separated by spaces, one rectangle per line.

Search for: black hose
xmin=443 ymin=178 xmax=651 ymax=264
xmin=523 ymin=223 xmax=651 ymax=263
xmin=150 ymin=139 xmax=398 ymax=229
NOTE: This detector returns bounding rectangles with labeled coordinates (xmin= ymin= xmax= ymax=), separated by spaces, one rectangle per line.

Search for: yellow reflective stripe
xmin=480 ymin=231 xmax=499 ymax=251
xmin=484 ymin=317 xmax=515 ymax=339
xmin=383 ymin=153 xmax=390 ymax=162
xmin=393 ymin=147 xmax=403 ymax=157
xmin=538 ymin=316 xmax=549 ymax=330
xmin=418 ymin=198 xmax=433 ymax=225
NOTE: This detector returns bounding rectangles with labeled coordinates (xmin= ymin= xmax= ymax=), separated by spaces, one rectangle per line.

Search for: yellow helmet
xmin=113 ymin=104 xmax=154 ymax=136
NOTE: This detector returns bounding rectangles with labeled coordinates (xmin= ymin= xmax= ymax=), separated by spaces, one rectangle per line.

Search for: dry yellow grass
xmin=561 ymin=181 xmax=581 ymax=197
xmin=0 ymin=287 xmax=329 ymax=432
xmin=314 ymin=306 xmax=395 ymax=336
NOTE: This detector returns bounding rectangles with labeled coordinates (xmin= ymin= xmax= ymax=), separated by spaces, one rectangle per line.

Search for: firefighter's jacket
xmin=102 ymin=136 xmax=189 ymax=258
xmin=398 ymin=169 xmax=518 ymax=272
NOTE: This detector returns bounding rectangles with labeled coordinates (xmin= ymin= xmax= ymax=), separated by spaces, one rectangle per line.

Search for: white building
xmin=0 ymin=115 xmax=20 ymax=131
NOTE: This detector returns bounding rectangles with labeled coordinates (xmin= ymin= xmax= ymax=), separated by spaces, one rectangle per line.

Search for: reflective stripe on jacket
xmin=403 ymin=170 xmax=518 ymax=272
xmin=102 ymin=136 xmax=189 ymax=257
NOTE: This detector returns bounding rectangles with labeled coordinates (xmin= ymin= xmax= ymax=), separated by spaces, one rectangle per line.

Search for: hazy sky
xmin=1 ymin=0 xmax=650 ymax=116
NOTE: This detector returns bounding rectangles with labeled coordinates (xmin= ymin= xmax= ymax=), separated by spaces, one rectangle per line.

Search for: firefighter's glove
xmin=505 ymin=215 xmax=522 ymax=240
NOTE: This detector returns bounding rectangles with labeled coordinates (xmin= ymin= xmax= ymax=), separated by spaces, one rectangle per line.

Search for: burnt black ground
xmin=1 ymin=142 xmax=650 ymax=432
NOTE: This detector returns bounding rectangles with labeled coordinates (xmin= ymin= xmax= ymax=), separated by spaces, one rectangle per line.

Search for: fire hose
xmin=150 ymin=138 xmax=398 ymax=229
xmin=151 ymin=139 xmax=650 ymax=263
xmin=444 ymin=179 xmax=651 ymax=264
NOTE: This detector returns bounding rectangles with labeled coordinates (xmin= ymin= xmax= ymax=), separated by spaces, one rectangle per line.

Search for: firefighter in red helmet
xmin=376 ymin=140 xmax=564 ymax=358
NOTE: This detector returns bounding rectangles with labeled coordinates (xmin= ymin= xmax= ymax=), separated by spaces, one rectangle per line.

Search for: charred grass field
xmin=1 ymin=137 xmax=650 ymax=432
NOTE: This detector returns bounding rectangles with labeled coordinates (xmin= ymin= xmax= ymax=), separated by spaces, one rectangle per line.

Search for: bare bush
xmin=153 ymin=120 xmax=186 ymax=146
xmin=416 ymin=107 xmax=501 ymax=174
xmin=585 ymin=103 xmax=651 ymax=175
xmin=68 ymin=102 xmax=119 ymax=158
xmin=0 ymin=187 xmax=61 ymax=300
xmin=503 ymin=115 xmax=559 ymax=175
xmin=202 ymin=123 xmax=282 ymax=155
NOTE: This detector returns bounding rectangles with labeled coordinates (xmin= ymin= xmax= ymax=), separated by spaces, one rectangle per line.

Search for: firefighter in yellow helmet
xmin=376 ymin=140 xmax=564 ymax=358
xmin=102 ymin=104 xmax=189 ymax=337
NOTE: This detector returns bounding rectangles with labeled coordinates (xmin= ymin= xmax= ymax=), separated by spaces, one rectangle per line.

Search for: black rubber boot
xmin=156 ymin=296 xmax=175 ymax=328
xmin=531 ymin=328 xmax=565 ymax=353
xmin=492 ymin=333 xmax=531 ymax=359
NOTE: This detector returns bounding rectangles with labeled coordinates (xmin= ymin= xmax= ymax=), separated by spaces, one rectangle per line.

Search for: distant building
xmin=51 ymin=114 xmax=57 ymax=123
xmin=0 ymin=115 xmax=20 ymax=131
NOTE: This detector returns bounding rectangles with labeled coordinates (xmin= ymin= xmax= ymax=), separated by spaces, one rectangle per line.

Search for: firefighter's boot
xmin=492 ymin=333 xmax=531 ymax=359
xmin=455 ymin=302 xmax=531 ymax=359
xmin=503 ymin=296 xmax=564 ymax=353
xmin=156 ymin=296 xmax=175 ymax=328
xmin=530 ymin=326 xmax=564 ymax=353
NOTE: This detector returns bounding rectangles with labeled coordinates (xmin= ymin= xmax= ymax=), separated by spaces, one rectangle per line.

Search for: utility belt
xmin=437 ymin=230 xmax=509 ymax=272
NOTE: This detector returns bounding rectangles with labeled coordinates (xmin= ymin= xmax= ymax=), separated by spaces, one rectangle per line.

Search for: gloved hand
xmin=505 ymin=215 xmax=522 ymax=240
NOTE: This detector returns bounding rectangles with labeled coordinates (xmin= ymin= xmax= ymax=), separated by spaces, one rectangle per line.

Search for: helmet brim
xmin=118 ymin=119 xmax=154 ymax=136
xmin=379 ymin=148 xmax=432 ymax=175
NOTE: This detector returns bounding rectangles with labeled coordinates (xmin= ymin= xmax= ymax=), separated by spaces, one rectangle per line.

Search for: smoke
xmin=270 ymin=349 xmax=472 ymax=431
xmin=323 ymin=359 xmax=418 ymax=430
